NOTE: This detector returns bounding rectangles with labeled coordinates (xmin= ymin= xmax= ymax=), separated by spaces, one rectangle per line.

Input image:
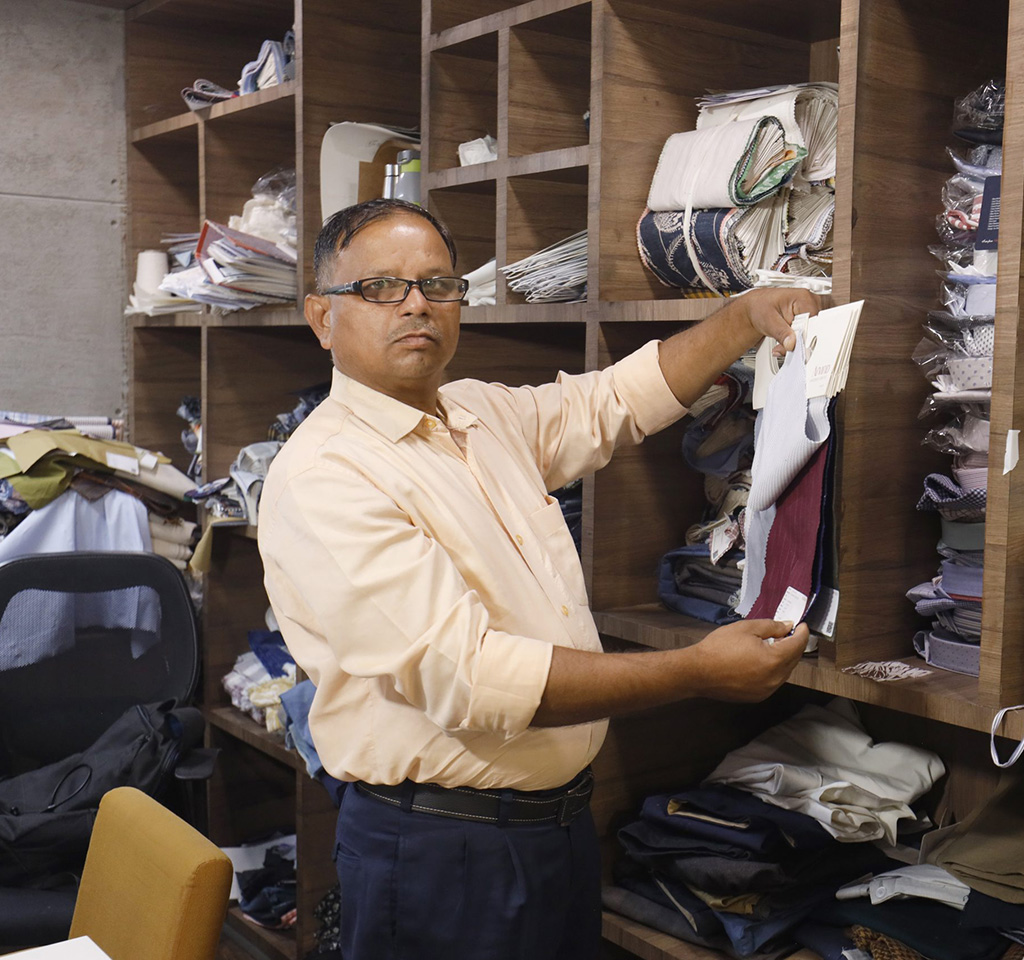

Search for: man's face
xmin=309 ymin=213 xmax=461 ymax=407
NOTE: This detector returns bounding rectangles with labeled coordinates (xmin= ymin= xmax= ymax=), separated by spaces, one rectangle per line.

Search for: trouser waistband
xmin=353 ymin=768 xmax=594 ymax=826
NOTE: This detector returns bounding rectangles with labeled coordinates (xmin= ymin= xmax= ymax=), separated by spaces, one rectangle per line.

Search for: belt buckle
xmin=556 ymin=769 xmax=594 ymax=826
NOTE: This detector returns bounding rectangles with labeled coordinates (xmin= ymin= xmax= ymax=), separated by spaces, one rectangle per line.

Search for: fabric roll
xmin=648 ymin=117 xmax=804 ymax=211
xmin=151 ymin=538 xmax=192 ymax=562
xmin=149 ymin=515 xmax=198 ymax=545
xmin=638 ymin=207 xmax=754 ymax=293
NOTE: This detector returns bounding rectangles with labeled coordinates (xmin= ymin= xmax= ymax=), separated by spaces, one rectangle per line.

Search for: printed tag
xmin=805 ymin=587 xmax=840 ymax=637
xmin=773 ymin=586 xmax=809 ymax=624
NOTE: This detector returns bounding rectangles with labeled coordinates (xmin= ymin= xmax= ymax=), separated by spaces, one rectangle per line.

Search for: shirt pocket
xmin=527 ymin=496 xmax=589 ymax=606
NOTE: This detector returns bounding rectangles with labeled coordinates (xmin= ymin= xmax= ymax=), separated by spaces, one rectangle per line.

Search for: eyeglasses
xmin=322 ymin=276 xmax=469 ymax=303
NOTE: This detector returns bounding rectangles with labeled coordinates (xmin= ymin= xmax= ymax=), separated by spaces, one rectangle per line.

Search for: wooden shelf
xmin=131 ymin=82 xmax=296 ymax=143
xmin=602 ymin=911 xmax=712 ymax=960
xmin=206 ymin=706 xmax=302 ymax=771
xmin=430 ymin=0 xmax=591 ymax=48
xmin=224 ymin=907 xmax=295 ymax=960
xmin=461 ymin=302 xmax=586 ymax=324
xmin=594 ymin=605 xmax=1024 ymax=739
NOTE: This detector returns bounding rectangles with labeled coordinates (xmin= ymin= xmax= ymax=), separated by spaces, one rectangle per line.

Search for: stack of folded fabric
xmin=603 ymin=699 xmax=947 ymax=956
xmin=907 ymin=79 xmax=1002 ymax=676
xmin=658 ymin=362 xmax=755 ymax=624
xmin=637 ymin=82 xmax=838 ymax=296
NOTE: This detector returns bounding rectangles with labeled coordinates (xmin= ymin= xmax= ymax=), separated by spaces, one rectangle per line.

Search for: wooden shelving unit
xmin=125 ymin=0 xmax=1024 ymax=958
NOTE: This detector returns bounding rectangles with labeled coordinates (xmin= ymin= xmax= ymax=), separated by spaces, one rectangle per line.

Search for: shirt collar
xmin=330 ymin=368 xmax=477 ymax=442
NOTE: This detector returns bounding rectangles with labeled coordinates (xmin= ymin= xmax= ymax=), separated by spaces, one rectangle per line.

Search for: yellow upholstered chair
xmin=69 ymin=787 xmax=233 ymax=960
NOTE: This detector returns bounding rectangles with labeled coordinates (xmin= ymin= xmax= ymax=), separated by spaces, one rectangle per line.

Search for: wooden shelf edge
xmin=461 ymin=302 xmax=587 ymax=324
xmin=425 ymin=146 xmax=588 ymax=190
xmin=131 ymin=84 xmax=297 ymax=143
xmin=594 ymin=606 xmax=1024 ymax=738
xmin=430 ymin=0 xmax=592 ymax=49
xmin=602 ymin=910 xmax=714 ymax=960
xmin=206 ymin=705 xmax=301 ymax=771
xmin=224 ymin=907 xmax=295 ymax=960
xmin=595 ymin=299 xmax=726 ymax=324
xmin=127 ymin=311 xmax=206 ymax=328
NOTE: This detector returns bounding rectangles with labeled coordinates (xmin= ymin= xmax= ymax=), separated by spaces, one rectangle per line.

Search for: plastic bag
xmin=953 ymin=78 xmax=1005 ymax=138
xmin=229 ymin=166 xmax=297 ymax=247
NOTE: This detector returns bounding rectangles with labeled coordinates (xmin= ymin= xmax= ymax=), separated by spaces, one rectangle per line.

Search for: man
xmin=258 ymin=198 xmax=814 ymax=960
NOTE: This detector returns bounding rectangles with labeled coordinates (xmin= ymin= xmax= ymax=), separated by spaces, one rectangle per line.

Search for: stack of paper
xmin=180 ymin=79 xmax=236 ymax=112
xmin=752 ymin=300 xmax=864 ymax=409
xmin=501 ymin=231 xmax=587 ymax=303
xmin=159 ymin=221 xmax=297 ymax=311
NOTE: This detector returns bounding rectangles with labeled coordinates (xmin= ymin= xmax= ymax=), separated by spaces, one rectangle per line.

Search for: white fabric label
xmin=773 ymin=586 xmax=808 ymax=623
xmin=1003 ymin=429 xmax=1019 ymax=475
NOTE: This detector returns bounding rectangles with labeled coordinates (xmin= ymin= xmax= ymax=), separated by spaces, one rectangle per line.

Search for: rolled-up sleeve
xmin=506 ymin=339 xmax=688 ymax=490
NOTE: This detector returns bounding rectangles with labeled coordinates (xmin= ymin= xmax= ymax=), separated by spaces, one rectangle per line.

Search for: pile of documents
xmin=501 ymin=231 xmax=587 ymax=303
xmin=160 ymin=221 xmax=297 ymax=311
xmin=125 ymin=247 xmax=203 ymax=318
xmin=638 ymin=82 xmax=838 ymax=296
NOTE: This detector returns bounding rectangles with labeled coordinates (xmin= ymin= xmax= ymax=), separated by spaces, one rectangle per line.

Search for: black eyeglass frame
xmin=321 ymin=276 xmax=469 ymax=303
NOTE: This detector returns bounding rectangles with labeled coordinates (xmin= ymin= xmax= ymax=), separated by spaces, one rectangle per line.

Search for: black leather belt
xmin=354 ymin=768 xmax=594 ymax=826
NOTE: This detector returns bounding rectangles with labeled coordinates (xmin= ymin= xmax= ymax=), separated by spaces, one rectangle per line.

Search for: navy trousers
xmin=334 ymin=784 xmax=602 ymax=959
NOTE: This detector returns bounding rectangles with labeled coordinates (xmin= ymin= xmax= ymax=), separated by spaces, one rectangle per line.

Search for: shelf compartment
xmin=207 ymin=705 xmax=299 ymax=771
xmin=428 ymin=180 xmax=498 ymax=287
xmin=427 ymin=34 xmax=500 ymax=172
xmin=204 ymin=326 xmax=330 ymax=482
xmin=594 ymin=0 xmax=840 ymax=302
xmin=447 ymin=323 xmax=586 ymax=386
xmin=461 ymin=303 xmax=586 ymax=325
xmin=588 ymin=321 xmax=705 ymax=610
xmin=430 ymin=0 xmax=526 ymax=36
xmin=508 ymin=5 xmax=591 ymax=157
xmin=201 ymin=90 xmax=296 ymax=227
xmin=126 ymin=1 xmax=294 ymax=130
xmin=505 ymin=166 xmax=588 ymax=305
xmin=127 ymin=132 xmax=200 ymax=271
xmin=129 ymin=326 xmax=201 ymax=477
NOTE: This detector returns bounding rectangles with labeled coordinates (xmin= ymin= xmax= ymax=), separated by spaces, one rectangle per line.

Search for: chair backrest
xmin=0 ymin=551 xmax=199 ymax=771
xmin=69 ymin=787 xmax=232 ymax=960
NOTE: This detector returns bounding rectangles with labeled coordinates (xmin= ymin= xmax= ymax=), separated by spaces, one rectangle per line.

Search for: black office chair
xmin=0 ymin=551 xmax=212 ymax=947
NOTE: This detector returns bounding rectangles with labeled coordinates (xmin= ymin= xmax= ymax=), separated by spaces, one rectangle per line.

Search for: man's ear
xmin=305 ymin=293 xmax=332 ymax=351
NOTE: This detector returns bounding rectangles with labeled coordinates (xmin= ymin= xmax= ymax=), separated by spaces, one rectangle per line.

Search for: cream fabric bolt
xmin=704 ymin=698 xmax=946 ymax=844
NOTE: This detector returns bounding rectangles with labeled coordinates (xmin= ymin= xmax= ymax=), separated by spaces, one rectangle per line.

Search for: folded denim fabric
xmin=814 ymin=896 xmax=1007 ymax=960
xmin=640 ymin=784 xmax=833 ymax=855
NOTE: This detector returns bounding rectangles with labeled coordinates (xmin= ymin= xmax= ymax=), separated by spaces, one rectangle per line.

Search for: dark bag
xmin=0 ymin=699 xmax=204 ymax=886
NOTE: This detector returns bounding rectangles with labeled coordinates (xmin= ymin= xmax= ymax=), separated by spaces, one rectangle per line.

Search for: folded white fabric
xmin=149 ymin=515 xmax=198 ymax=545
xmin=647 ymin=117 xmax=804 ymax=211
xmin=835 ymin=864 xmax=970 ymax=910
xmin=704 ymin=698 xmax=946 ymax=844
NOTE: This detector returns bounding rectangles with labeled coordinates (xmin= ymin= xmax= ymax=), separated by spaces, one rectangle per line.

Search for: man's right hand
xmin=689 ymin=619 xmax=810 ymax=702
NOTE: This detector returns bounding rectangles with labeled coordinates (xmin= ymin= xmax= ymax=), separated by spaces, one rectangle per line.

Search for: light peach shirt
xmin=258 ymin=340 xmax=685 ymax=790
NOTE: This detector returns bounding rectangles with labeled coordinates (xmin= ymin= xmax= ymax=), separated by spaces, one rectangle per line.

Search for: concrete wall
xmin=0 ymin=0 xmax=126 ymax=419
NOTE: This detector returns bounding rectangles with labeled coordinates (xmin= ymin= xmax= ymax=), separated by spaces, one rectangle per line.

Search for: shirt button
xmin=561 ymin=605 xmax=569 ymax=617
xmin=515 ymin=534 xmax=524 ymax=545
xmin=424 ymin=418 xmax=437 ymax=429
